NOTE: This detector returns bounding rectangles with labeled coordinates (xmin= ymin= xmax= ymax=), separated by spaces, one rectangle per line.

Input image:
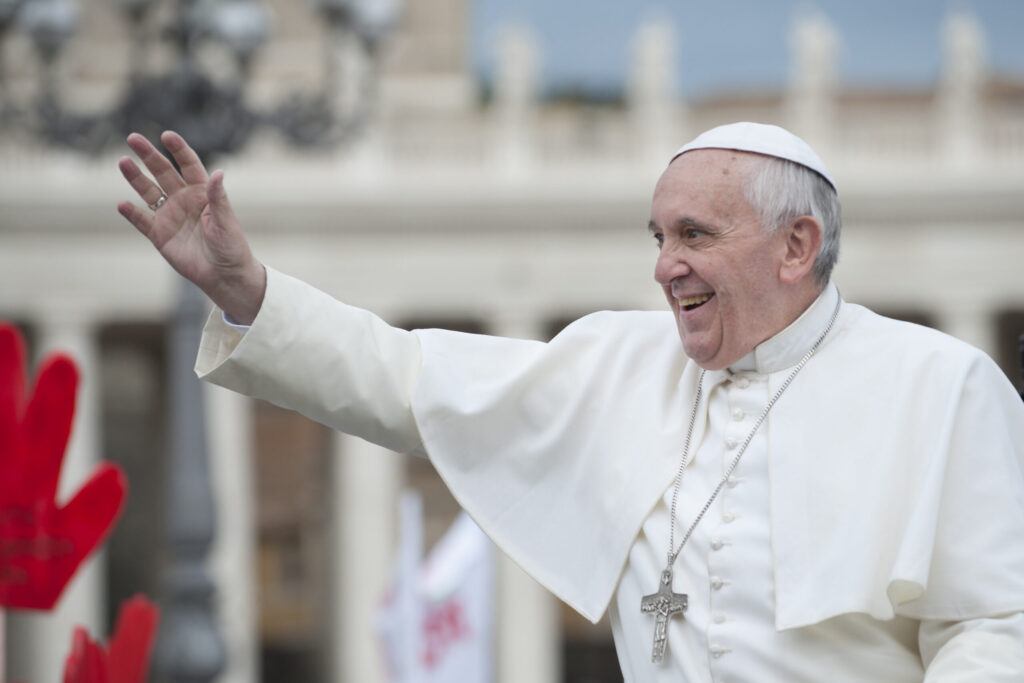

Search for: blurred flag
xmin=378 ymin=491 xmax=495 ymax=683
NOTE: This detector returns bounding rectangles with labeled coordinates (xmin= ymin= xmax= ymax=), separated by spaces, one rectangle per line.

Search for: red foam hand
xmin=62 ymin=595 xmax=160 ymax=683
xmin=63 ymin=628 xmax=106 ymax=683
xmin=0 ymin=322 xmax=128 ymax=610
xmin=106 ymin=595 xmax=160 ymax=683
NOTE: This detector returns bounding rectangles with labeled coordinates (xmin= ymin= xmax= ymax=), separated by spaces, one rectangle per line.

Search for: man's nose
xmin=654 ymin=246 xmax=690 ymax=286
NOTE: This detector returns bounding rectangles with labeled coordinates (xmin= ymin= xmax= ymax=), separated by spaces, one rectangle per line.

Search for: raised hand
xmin=117 ymin=131 xmax=266 ymax=325
xmin=0 ymin=323 xmax=127 ymax=610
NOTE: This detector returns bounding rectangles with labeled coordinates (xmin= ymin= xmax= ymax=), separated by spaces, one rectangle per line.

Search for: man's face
xmin=649 ymin=149 xmax=791 ymax=370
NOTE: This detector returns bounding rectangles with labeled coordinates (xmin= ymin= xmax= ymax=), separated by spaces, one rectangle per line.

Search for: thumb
xmin=206 ymin=169 xmax=235 ymax=229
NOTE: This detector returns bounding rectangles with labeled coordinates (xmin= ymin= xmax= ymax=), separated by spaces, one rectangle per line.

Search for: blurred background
xmin=1 ymin=0 xmax=1023 ymax=681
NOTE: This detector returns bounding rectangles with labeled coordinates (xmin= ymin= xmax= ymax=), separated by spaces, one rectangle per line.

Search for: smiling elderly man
xmin=118 ymin=122 xmax=1024 ymax=681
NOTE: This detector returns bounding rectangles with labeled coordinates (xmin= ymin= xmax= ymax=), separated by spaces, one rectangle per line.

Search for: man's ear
xmin=778 ymin=216 xmax=823 ymax=285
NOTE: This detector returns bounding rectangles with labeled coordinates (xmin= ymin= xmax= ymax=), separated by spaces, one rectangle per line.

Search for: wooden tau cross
xmin=641 ymin=568 xmax=688 ymax=663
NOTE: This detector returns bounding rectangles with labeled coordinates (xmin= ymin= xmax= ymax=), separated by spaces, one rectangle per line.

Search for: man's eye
xmin=652 ymin=233 xmax=664 ymax=248
xmin=684 ymin=229 xmax=705 ymax=240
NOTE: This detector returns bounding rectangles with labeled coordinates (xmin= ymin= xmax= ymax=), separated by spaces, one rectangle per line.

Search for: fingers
xmin=206 ymin=170 xmax=234 ymax=228
xmin=60 ymin=464 xmax=127 ymax=533
xmin=116 ymin=199 xmax=155 ymax=240
xmin=126 ymin=132 xmax=185 ymax=194
xmin=0 ymin=324 xmax=27 ymax=456
xmin=23 ymin=354 xmax=77 ymax=502
xmin=161 ymin=130 xmax=209 ymax=185
xmin=106 ymin=596 xmax=160 ymax=683
xmin=118 ymin=157 xmax=167 ymax=210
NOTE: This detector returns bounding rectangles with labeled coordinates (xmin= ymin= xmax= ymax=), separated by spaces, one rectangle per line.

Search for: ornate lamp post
xmin=0 ymin=0 xmax=398 ymax=159
xmin=157 ymin=279 xmax=225 ymax=683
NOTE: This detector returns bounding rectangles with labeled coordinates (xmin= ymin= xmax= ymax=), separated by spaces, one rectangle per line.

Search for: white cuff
xmin=222 ymin=312 xmax=251 ymax=332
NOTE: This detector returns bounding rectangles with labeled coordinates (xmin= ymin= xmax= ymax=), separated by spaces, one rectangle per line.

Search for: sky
xmin=470 ymin=0 xmax=1024 ymax=99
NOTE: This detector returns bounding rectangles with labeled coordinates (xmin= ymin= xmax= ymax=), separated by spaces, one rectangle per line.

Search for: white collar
xmin=708 ymin=283 xmax=840 ymax=380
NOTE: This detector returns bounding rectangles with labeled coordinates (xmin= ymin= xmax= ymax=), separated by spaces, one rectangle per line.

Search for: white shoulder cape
xmin=197 ymin=267 xmax=1024 ymax=629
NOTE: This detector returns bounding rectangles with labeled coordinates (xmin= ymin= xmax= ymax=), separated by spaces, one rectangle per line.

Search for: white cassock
xmin=197 ymin=267 xmax=1024 ymax=681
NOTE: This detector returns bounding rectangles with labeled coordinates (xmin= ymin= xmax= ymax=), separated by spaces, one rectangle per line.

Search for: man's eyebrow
xmin=648 ymin=217 xmax=717 ymax=234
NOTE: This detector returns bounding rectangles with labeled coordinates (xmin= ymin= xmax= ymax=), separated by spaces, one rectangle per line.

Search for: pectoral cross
xmin=641 ymin=568 xmax=688 ymax=663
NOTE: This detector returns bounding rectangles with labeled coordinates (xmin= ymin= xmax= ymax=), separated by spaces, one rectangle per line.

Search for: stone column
xmin=497 ymin=557 xmax=560 ymax=683
xmin=204 ymin=384 xmax=258 ymax=683
xmin=329 ymin=433 xmax=402 ymax=683
xmin=786 ymin=10 xmax=838 ymax=152
xmin=627 ymin=18 xmax=681 ymax=166
xmin=938 ymin=306 xmax=997 ymax=359
xmin=7 ymin=310 xmax=103 ymax=683
xmin=490 ymin=311 xmax=561 ymax=683
xmin=939 ymin=9 xmax=985 ymax=166
xmin=491 ymin=24 xmax=539 ymax=175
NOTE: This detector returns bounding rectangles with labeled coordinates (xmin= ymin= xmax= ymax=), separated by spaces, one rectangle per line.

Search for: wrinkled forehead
xmin=655 ymin=148 xmax=763 ymax=195
xmin=651 ymin=149 xmax=764 ymax=223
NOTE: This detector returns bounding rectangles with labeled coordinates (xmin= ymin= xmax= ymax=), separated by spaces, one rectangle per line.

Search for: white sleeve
xmin=195 ymin=266 xmax=424 ymax=455
xmin=920 ymin=612 xmax=1024 ymax=681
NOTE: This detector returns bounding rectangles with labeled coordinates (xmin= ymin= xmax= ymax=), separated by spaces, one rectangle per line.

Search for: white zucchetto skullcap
xmin=672 ymin=121 xmax=837 ymax=192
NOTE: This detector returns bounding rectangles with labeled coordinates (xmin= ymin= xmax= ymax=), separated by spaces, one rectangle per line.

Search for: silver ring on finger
xmin=149 ymin=194 xmax=168 ymax=211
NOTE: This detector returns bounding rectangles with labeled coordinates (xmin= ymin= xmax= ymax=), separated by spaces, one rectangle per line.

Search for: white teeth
xmin=678 ymin=294 xmax=712 ymax=308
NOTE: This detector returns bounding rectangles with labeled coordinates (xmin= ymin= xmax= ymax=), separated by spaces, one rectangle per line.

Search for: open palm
xmin=117 ymin=131 xmax=265 ymax=324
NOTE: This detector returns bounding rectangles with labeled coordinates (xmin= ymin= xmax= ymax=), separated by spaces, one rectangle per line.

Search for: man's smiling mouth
xmin=677 ymin=293 xmax=714 ymax=311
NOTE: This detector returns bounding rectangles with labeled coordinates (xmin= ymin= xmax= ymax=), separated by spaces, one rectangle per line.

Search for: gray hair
xmin=743 ymin=155 xmax=842 ymax=286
